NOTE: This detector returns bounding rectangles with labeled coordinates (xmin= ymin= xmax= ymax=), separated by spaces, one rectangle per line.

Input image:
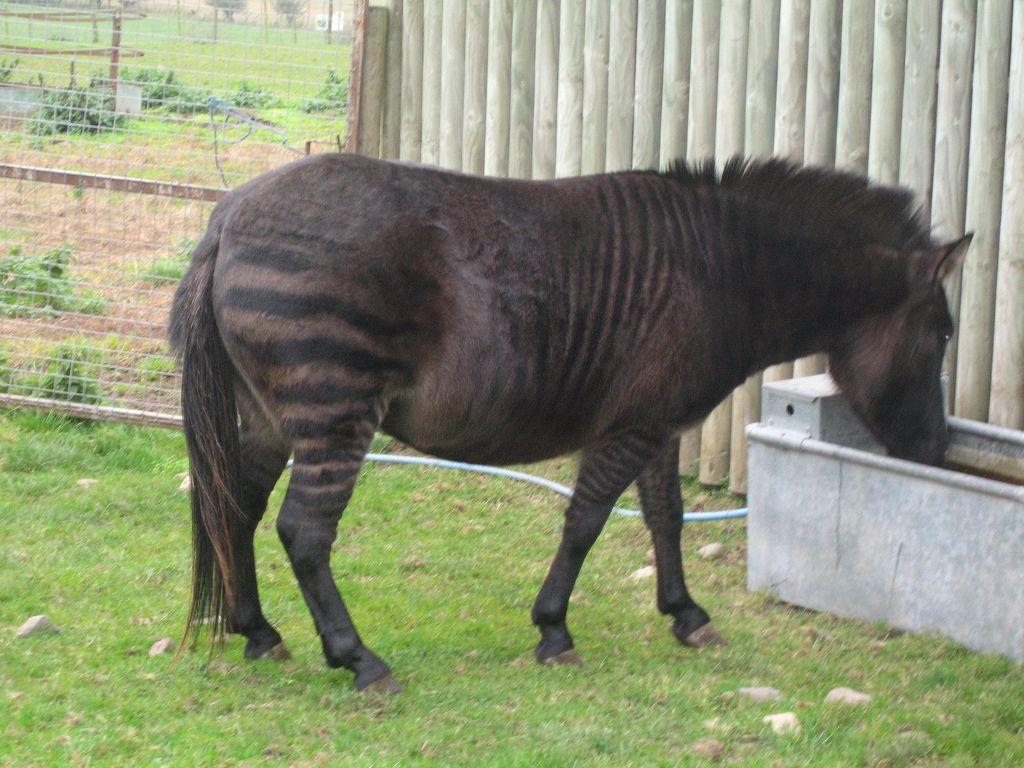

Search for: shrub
xmin=37 ymin=340 xmax=104 ymax=405
xmin=29 ymin=86 xmax=126 ymax=136
xmin=0 ymin=58 xmax=19 ymax=85
xmin=231 ymin=81 xmax=277 ymax=109
xmin=118 ymin=67 xmax=209 ymax=115
xmin=301 ymin=69 xmax=348 ymax=114
xmin=0 ymin=245 xmax=106 ymax=318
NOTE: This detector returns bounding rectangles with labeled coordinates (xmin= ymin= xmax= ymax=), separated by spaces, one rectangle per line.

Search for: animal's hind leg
xmin=531 ymin=430 xmax=664 ymax=665
xmin=636 ymin=441 xmax=725 ymax=648
xmin=230 ymin=391 xmax=291 ymax=660
xmin=276 ymin=407 xmax=399 ymax=692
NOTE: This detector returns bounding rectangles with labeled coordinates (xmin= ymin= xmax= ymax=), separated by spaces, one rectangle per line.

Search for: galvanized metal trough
xmin=746 ymin=375 xmax=1024 ymax=662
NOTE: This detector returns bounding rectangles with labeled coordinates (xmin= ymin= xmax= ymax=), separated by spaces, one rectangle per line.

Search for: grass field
xmin=1 ymin=412 xmax=1023 ymax=766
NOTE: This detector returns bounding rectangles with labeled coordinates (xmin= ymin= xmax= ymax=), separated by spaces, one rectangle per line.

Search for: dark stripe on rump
xmin=219 ymin=286 xmax=419 ymax=337
xmin=244 ymin=335 xmax=411 ymax=377
xmin=273 ymin=380 xmax=380 ymax=406
xmin=281 ymin=408 xmax=378 ymax=439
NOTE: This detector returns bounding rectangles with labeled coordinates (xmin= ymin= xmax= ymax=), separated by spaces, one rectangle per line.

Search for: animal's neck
xmin=705 ymin=188 xmax=912 ymax=376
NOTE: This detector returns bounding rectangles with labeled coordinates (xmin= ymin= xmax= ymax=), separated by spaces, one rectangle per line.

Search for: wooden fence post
xmin=533 ymin=0 xmax=560 ymax=179
xmin=898 ymin=0 xmax=941 ymax=218
xmin=834 ymin=0 xmax=873 ymax=173
xmin=508 ymin=1 xmax=538 ymax=178
xmin=381 ymin=0 xmax=403 ymax=160
xmin=439 ymin=0 xmax=467 ymax=169
xmin=956 ymin=0 xmax=1013 ymax=421
xmin=763 ymin=0 xmax=809 ymax=385
xmin=606 ymin=0 xmax=639 ymax=171
xmin=868 ymin=0 xmax=907 ymax=184
xmin=462 ymin=0 xmax=489 ymax=174
xmin=420 ymin=0 xmax=443 ymax=165
xmin=701 ymin=0 xmax=745 ymax=487
xmin=484 ymin=0 xmax=514 ymax=176
xmin=580 ymin=0 xmax=611 ymax=174
xmin=556 ymin=0 xmax=586 ymax=178
xmin=356 ymin=5 xmax=389 ymax=158
xmin=989 ymin=0 xmax=1024 ymax=429
xmin=729 ymin=0 xmax=779 ymax=494
xmin=933 ymin=0 xmax=976 ymax=404
xmin=399 ymin=0 xmax=423 ymax=161
xmin=793 ymin=0 xmax=840 ymax=379
xmin=631 ymin=0 xmax=666 ymax=169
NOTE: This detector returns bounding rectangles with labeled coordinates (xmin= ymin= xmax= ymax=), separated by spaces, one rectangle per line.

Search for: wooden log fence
xmin=349 ymin=0 xmax=1024 ymax=492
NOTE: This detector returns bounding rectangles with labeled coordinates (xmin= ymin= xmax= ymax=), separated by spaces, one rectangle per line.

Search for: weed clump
xmin=0 ymin=245 xmax=106 ymax=318
xmin=29 ymin=86 xmax=126 ymax=135
xmin=301 ymin=69 xmax=348 ymax=113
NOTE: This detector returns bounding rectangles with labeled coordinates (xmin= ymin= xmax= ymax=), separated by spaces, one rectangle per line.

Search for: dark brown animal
xmin=170 ymin=154 xmax=969 ymax=692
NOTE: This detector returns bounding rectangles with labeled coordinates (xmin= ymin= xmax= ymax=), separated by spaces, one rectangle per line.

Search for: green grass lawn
xmin=1 ymin=411 xmax=1022 ymax=766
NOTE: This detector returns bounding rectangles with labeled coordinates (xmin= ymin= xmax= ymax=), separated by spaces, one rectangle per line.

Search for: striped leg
xmin=229 ymin=410 xmax=291 ymax=660
xmin=636 ymin=441 xmax=724 ymax=648
xmin=276 ymin=413 xmax=399 ymax=692
xmin=531 ymin=431 xmax=664 ymax=664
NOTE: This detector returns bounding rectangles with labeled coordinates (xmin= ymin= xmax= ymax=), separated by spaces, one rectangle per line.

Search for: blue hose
xmin=289 ymin=452 xmax=747 ymax=522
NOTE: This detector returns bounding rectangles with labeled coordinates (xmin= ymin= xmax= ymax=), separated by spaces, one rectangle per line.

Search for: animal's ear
xmin=929 ymin=233 xmax=972 ymax=283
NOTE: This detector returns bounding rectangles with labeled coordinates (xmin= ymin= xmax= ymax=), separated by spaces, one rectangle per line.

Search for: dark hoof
xmin=539 ymin=649 xmax=582 ymax=666
xmin=360 ymin=673 xmax=403 ymax=695
xmin=257 ymin=642 xmax=291 ymax=661
xmin=682 ymin=623 xmax=727 ymax=648
xmin=243 ymin=632 xmax=287 ymax=661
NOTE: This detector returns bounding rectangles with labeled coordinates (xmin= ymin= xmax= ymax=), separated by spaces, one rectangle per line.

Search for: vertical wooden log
xmin=381 ymin=0 xmax=404 ymax=160
xmin=556 ymin=0 xmax=586 ymax=177
xmin=867 ymin=0 xmax=907 ymax=184
xmin=729 ymin=0 xmax=779 ymax=494
xmin=357 ymin=6 xmax=389 ymax=158
xmin=420 ymin=0 xmax=443 ymax=165
xmin=399 ymin=0 xmax=424 ymax=161
xmin=581 ymin=0 xmax=611 ymax=174
xmin=763 ymin=0 xmax=809 ymax=385
xmin=933 ymin=0 xmax=977 ymax=401
xmin=662 ymin=0 xmax=697 ymax=475
xmin=462 ymin=0 xmax=489 ymax=174
xmin=508 ymin=2 xmax=538 ymax=178
xmin=439 ymin=0 xmax=467 ymax=170
xmin=834 ymin=0 xmax=874 ymax=172
xmin=532 ymin=0 xmax=560 ymax=179
xmin=990 ymin=0 xmax=1024 ymax=429
xmin=659 ymin=0 xmax=694 ymax=165
xmin=792 ymin=0 xmax=840 ymax=379
xmin=700 ymin=0 xmax=746 ymax=487
xmin=897 ymin=0 xmax=941 ymax=217
xmin=631 ymin=0 xmax=666 ymax=169
xmin=688 ymin=0 xmax=720 ymax=480
xmin=344 ymin=0 xmax=370 ymax=153
xmin=484 ymin=0 xmax=514 ymax=176
xmin=606 ymin=0 xmax=639 ymax=171
xmin=956 ymin=0 xmax=1013 ymax=421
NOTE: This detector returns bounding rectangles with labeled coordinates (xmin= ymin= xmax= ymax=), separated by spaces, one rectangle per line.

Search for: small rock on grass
xmin=763 ymin=712 xmax=801 ymax=735
xmin=699 ymin=542 xmax=725 ymax=560
xmin=631 ymin=565 xmax=656 ymax=581
xmin=825 ymin=687 xmax=872 ymax=705
xmin=149 ymin=637 xmax=176 ymax=656
xmin=76 ymin=478 xmax=98 ymax=489
xmin=15 ymin=615 xmax=59 ymax=638
xmin=691 ymin=738 xmax=725 ymax=761
xmin=738 ymin=686 xmax=782 ymax=703
xmin=178 ymin=474 xmax=192 ymax=493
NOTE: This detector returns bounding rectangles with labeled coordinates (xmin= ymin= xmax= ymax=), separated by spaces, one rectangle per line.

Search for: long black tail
xmin=169 ymin=222 xmax=240 ymax=647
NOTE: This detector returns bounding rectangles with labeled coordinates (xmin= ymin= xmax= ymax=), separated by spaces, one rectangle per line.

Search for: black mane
xmin=660 ymin=156 xmax=933 ymax=252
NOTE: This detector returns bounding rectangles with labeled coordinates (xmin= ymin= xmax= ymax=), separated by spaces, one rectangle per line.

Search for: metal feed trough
xmin=746 ymin=375 xmax=1024 ymax=662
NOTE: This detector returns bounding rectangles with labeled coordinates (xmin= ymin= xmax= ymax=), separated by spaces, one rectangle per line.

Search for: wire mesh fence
xmin=0 ymin=0 xmax=354 ymax=422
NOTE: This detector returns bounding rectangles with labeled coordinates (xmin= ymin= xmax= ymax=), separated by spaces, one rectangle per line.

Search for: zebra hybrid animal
xmin=170 ymin=154 xmax=970 ymax=692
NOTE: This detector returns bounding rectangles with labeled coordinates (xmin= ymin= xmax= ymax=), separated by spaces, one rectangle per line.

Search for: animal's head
xmin=827 ymin=235 xmax=972 ymax=466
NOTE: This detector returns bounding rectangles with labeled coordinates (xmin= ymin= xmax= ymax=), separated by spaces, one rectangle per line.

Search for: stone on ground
xmin=149 ymin=637 xmax=176 ymax=656
xmin=178 ymin=474 xmax=192 ymax=493
xmin=738 ymin=686 xmax=782 ymax=703
xmin=763 ymin=712 xmax=801 ymax=735
xmin=630 ymin=565 xmax=656 ymax=581
xmin=15 ymin=615 xmax=59 ymax=638
xmin=698 ymin=542 xmax=725 ymax=560
xmin=76 ymin=478 xmax=98 ymax=489
xmin=691 ymin=738 xmax=725 ymax=761
xmin=825 ymin=686 xmax=872 ymax=705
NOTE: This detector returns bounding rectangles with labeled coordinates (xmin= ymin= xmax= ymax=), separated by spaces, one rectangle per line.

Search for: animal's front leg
xmin=636 ymin=440 xmax=725 ymax=648
xmin=530 ymin=430 xmax=665 ymax=665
